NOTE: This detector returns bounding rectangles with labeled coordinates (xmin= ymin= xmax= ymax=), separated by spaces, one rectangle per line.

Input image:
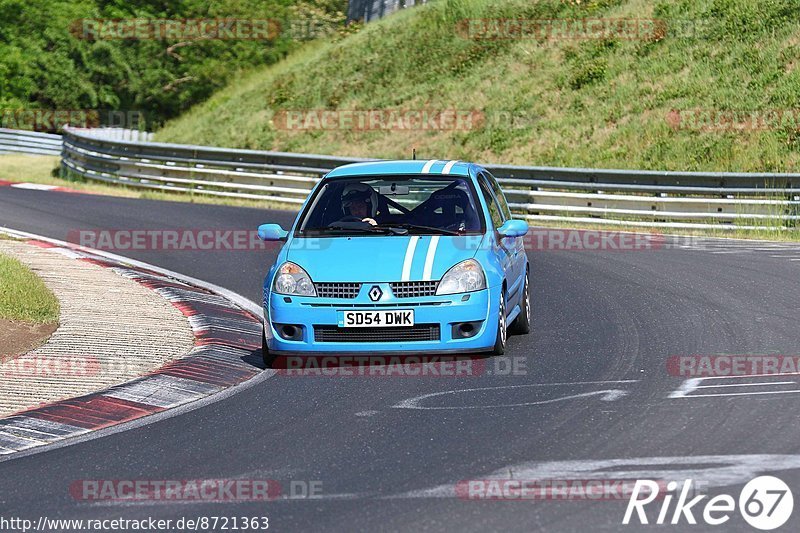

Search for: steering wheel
xmin=443 ymin=221 xmax=465 ymax=232
xmin=328 ymin=216 xmax=372 ymax=228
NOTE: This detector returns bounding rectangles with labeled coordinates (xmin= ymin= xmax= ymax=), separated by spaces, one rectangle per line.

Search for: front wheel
xmin=510 ymin=270 xmax=531 ymax=335
xmin=492 ymin=290 xmax=507 ymax=355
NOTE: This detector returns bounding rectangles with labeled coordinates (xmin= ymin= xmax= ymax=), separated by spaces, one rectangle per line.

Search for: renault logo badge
xmin=368 ymin=286 xmax=383 ymax=302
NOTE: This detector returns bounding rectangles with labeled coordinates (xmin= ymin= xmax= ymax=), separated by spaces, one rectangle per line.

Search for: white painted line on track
xmin=678 ymin=390 xmax=800 ymax=399
xmin=695 ymin=381 xmax=796 ymax=389
xmin=81 ymin=454 xmax=800 ymax=505
xmin=393 ymin=380 xmax=637 ymax=410
xmin=10 ymin=183 xmax=58 ymax=191
xmin=390 ymin=455 xmax=800 ymax=500
xmin=669 ymin=373 xmax=800 ymax=399
xmin=700 ymin=372 xmax=800 ymax=380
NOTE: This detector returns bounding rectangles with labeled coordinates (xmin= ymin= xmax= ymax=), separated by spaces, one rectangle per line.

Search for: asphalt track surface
xmin=1 ymin=186 xmax=800 ymax=532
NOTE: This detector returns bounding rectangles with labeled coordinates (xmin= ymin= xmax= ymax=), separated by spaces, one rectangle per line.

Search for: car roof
xmin=324 ymin=160 xmax=474 ymax=178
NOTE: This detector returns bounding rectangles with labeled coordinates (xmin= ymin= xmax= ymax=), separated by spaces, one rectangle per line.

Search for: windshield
xmin=296 ymin=176 xmax=485 ymax=236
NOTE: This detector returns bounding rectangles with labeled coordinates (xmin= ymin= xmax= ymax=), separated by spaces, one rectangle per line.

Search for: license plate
xmin=338 ymin=310 xmax=415 ymax=328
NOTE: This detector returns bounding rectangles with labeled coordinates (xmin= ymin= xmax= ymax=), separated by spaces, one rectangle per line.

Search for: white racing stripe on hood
xmin=423 ymin=236 xmax=440 ymax=281
xmin=401 ymin=236 xmax=420 ymax=281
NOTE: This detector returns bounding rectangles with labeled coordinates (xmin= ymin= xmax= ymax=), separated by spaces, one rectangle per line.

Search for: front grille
xmin=315 ymin=282 xmax=361 ymax=299
xmin=389 ymin=281 xmax=439 ymax=298
xmin=303 ymin=302 xmax=448 ymax=308
xmin=314 ymin=324 xmax=440 ymax=343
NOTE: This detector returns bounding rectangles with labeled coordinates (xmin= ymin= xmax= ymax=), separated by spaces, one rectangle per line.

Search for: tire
xmin=262 ymin=326 xmax=276 ymax=368
xmin=492 ymin=290 xmax=507 ymax=355
xmin=510 ymin=270 xmax=531 ymax=335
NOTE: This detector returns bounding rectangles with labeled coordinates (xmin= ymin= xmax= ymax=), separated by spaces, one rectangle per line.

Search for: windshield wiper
xmin=309 ymin=224 xmax=406 ymax=236
xmin=380 ymin=223 xmax=461 ymax=236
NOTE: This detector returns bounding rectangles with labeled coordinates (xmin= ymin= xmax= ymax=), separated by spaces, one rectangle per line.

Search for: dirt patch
xmin=0 ymin=318 xmax=57 ymax=362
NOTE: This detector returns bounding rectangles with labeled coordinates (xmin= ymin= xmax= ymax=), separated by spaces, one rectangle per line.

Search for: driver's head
xmin=341 ymin=183 xmax=376 ymax=218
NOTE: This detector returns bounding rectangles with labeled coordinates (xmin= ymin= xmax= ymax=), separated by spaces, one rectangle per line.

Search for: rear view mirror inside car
xmin=379 ymin=184 xmax=409 ymax=195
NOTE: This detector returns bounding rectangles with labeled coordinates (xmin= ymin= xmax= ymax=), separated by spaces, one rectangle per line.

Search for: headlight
xmin=436 ymin=259 xmax=486 ymax=295
xmin=273 ymin=262 xmax=316 ymax=296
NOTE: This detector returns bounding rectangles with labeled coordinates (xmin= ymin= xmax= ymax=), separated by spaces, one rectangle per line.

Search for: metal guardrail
xmin=347 ymin=0 xmax=428 ymax=23
xmin=0 ymin=128 xmax=152 ymax=156
xmin=76 ymin=128 xmax=154 ymax=142
xmin=56 ymin=126 xmax=800 ymax=230
xmin=0 ymin=129 xmax=62 ymax=156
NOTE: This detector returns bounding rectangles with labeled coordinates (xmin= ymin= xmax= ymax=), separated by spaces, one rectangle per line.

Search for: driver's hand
xmin=362 ymin=218 xmax=377 ymax=226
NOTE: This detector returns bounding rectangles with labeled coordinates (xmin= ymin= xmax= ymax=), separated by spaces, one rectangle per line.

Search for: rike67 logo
xmin=624 ymin=476 xmax=794 ymax=530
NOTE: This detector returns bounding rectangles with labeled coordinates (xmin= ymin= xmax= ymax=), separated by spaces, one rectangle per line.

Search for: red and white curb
xmin=0 ymin=231 xmax=263 ymax=456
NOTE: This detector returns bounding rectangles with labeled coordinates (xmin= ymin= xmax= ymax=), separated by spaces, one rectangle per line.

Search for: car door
xmin=476 ymin=172 xmax=518 ymax=307
xmin=485 ymin=170 xmax=525 ymax=275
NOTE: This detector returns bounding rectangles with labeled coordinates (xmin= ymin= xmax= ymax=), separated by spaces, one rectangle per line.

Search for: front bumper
xmin=264 ymin=284 xmax=499 ymax=354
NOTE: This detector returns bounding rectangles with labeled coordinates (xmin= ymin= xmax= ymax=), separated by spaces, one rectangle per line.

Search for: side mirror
xmin=497 ymin=219 xmax=528 ymax=237
xmin=258 ymin=223 xmax=288 ymax=241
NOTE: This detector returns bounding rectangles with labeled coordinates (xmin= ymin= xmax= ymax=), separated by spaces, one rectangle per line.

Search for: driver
xmin=340 ymin=183 xmax=378 ymax=226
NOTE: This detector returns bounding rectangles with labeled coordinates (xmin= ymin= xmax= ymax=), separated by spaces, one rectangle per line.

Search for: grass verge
xmin=0 ymin=252 xmax=60 ymax=324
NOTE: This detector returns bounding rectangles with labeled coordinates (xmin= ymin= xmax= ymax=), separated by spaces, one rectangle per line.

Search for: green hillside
xmin=157 ymin=0 xmax=800 ymax=172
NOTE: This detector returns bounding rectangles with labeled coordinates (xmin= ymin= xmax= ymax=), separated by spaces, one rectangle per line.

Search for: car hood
xmin=286 ymin=235 xmax=483 ymax=283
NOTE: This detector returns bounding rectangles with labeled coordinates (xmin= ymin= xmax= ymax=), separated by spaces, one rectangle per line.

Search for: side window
xmin=485 ymin=171 xmax=512 ymax=220
xmin=477 ymin=175 xmax=504 ymax=229
xmin=299 ymin=183 xmax=330 ymax=231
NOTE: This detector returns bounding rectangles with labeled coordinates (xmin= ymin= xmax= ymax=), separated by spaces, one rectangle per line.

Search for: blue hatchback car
xmin=257 ymin=160 xmax=530 ymax=365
